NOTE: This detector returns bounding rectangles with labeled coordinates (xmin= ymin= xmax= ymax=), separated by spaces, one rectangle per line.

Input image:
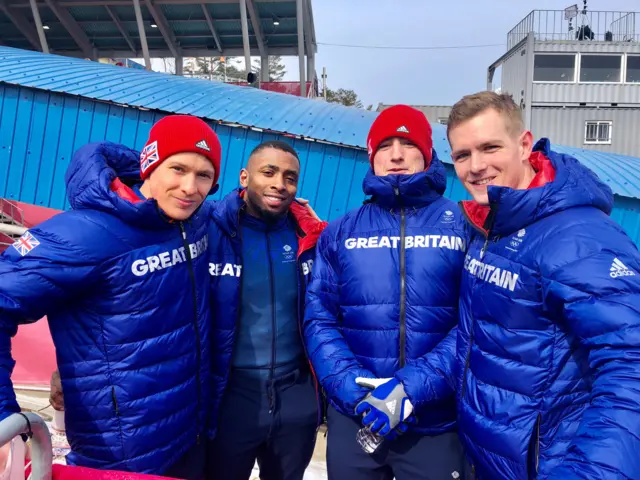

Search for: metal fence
xmin=180 ymin=72 xmax=318 ymax=97
xmin=508 ymin=10 xmax=638 ymax=49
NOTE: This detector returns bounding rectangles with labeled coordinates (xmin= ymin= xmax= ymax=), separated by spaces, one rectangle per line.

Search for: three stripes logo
xmin=195 ymin=139 xmax=210 ymax=151
xmin=396 ymin=125 xmax=410 ymax=134
xmin=610 ymin=257 xmax=635 ymax=278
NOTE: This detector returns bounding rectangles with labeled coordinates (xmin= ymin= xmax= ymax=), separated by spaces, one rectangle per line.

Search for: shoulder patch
xmin=12 ymin=231 xmax=40 ymax=256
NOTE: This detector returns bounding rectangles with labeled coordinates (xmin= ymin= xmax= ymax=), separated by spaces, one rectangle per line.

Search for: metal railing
xmin=0 ymin=198 xmax=24 ymax=227
xmin=181 ymin=71 xmax=247 ymax=83
xmin=0 ymin=199 xmax=26 ymax=245
xmin=180 ymin=72 xmax=318 ymax=97
xmin=508 ymin=10 xmax=638 ymax=49
xmin=0 ymin=413 xmax=53 ymax=480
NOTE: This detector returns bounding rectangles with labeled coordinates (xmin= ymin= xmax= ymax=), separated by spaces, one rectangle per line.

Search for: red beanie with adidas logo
xmin=366 ymin=104 xmax=434 ymax=170
xmin=140 ymin=114 xmax=222 ymax=185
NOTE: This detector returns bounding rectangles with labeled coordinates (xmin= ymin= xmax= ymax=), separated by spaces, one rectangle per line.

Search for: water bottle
xmin=355 ymin=425 xmax=384 ymax=454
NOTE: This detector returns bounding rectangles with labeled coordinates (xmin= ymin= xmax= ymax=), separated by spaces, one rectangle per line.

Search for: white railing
xmin=508 ymin=10 xmax=639 ymax=49
xmin=0 ymin=413 xmax=53 ymax=480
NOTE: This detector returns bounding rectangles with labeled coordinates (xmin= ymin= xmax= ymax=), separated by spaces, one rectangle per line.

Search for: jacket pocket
xmin=111 ymin=386 xmax=120 ymax=416
xmin=527 ymin=413 xmax=542 ymax=479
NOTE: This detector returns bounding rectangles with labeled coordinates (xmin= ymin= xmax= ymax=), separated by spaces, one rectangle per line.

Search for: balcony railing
xmin=508 ymin=10 xmax=638 ymax=50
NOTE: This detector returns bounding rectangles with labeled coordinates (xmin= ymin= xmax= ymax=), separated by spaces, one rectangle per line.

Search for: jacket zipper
xmin=395 ymin=187 xmax=407 ymax=368
xmin=460 ymin=329 xmax=474 ymax=400
xmin=179 ymin=223 xmax=202 ymax=445
xmin=459 ymin=202 xmax=499 ymax=400
xmin=266 ymin=232 xmax=277 ymax=413
xmin=228 ymin=210 xmax=244 ymax=380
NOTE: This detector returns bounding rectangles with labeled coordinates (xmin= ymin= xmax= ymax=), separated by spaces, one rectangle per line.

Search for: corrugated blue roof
xmin=0 ymin=46 xmax=376 ymax=149
xmin=0 ymin=46 xmax=639 ymax=200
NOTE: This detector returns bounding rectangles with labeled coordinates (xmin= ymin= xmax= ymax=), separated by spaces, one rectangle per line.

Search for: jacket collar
xmin=362 ymin=149 xmax=446 ymax=209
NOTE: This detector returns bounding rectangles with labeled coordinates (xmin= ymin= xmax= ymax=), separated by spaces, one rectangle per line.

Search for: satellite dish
xmin=564 ymin=4 xmax=578 ymax=20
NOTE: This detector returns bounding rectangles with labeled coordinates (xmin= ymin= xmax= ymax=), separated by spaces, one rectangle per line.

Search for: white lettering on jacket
xmin=463 ymin=254 xmax=519 ymax=292
xmin=344 ymin=235 xmax=465 ymax=251
xmin=208 ymin=263 xmax=243 ymax=277
xmin=131 ymin=235 xmax=208 ymax=277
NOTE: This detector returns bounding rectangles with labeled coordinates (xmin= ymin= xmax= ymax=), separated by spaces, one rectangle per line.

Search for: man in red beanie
xmin=0 ymin=114 xmax=220 ymax=477
xmin=304 ymin=105 xmax=468 ymax=479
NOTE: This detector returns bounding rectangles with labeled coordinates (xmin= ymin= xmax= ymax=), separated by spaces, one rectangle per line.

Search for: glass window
xmin=584 ymin=121 xmax=612 ymax=144
xmin=533 ymin=54 xmax=575 ymax=82
xmin=626 ymin=56 xmax=640 ymax=83
xmin=580 ymin=55 xmax=621 ymax=82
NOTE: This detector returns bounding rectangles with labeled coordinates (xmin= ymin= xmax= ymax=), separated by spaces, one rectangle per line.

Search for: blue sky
xmin=281 ymin=0 xmax=639 ymax=108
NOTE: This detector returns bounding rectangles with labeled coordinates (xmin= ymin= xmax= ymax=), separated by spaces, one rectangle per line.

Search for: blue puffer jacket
xmin=303 ymin=152 xmax=466 ymax=435
xmin=0 ymin=142 xmax=211 ymax=474
xmin=457 ymin=139 xmax=640 ymax=479
xmin=208 ymin=189 xmax=327 ymax=436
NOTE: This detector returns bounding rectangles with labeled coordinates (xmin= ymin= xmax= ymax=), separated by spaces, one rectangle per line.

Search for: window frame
xmin=578 ymin=53 xmax=623 ymax=84
xmin=584 ymin=120 xmax=613 ymax=145
xmin=625 ymin=54 xmax=640 ymax=84
xmin=533 ymin=53 xmax=577 ymax=83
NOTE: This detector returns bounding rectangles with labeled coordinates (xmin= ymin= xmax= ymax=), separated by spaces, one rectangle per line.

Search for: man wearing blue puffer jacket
xmin=304 ymin=105 xmax=467 ymax=479
xmin=447 ymin=91 xmax=640 ymax=479
xmin=0 ymin=115 xmax=220 ymax=477
xmin=207 ymin=141 xmax=327 ymax=480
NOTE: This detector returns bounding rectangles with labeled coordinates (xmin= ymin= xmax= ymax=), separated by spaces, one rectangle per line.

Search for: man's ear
xmin=239 ymin=168 xmax=249 ymax=188
xmin=519 ymin=130 xmax=534 ymax=163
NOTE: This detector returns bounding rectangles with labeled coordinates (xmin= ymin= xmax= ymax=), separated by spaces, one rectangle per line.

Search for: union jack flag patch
xmin=140 ymin=140 xmax=160 ymax=174
xmin=12 ymin=231 xmax=40 ymax=256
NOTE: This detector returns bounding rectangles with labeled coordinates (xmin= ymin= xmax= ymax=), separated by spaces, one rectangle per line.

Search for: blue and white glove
xmin=355 ymin=377 xmax=414 ymax=437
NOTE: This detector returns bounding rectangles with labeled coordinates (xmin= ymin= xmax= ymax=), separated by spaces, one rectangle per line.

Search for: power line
xmin=316 ymin=41 xmax=505 ymax=50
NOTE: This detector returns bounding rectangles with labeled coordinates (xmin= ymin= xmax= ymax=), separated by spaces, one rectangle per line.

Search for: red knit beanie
xmin=367 ymin=105 xmax=433 ymax=170
xmin=140 ymin=115 xmax=222 ymax=185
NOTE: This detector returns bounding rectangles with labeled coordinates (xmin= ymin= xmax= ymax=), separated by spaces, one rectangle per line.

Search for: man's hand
xmin=355 ymin=377 xmax=414 ymax=436
xmin=295 ymin=198 xmax=321 ymax=221
xmin=49 ymin=369 xmax=64 ymax=411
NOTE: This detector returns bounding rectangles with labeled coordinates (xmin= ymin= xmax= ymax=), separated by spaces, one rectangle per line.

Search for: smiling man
xmin=0 ymin=115 xmax=221 ymax=477
xmin=206 ymin=141 xmax=327 ymax=480
xmin=303 ymin=105 xmax=467 ymax=480
xmin=448 ymin=91 xmax=640 ymax=479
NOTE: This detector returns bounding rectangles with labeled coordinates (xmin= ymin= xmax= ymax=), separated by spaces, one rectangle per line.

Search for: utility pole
xmin=322 ymin=66 xmax=327 ymax=100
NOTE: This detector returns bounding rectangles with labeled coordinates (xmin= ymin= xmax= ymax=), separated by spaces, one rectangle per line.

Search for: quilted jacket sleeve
xmin=394 ymin=326 xmax=457 ymax=410
xmin=303 ymin=228 xmax=375 ymax=415
xmin=544 ymin=245 xmax=640 ymax=480
xmin=0 ymin=222 xmax=99 ymax=421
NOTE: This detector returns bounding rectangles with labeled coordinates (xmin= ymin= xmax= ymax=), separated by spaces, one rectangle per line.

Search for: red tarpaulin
xmin=259 ymin=81 xmax=314 ymax=96
xmin=11 ymin=320 xmax=56 ymax=387
xmin=224 ymin=81 xmax=315 ymax=96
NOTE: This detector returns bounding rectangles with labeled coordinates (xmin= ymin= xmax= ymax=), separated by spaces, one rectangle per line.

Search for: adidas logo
xmin=610 ymin=257 xmax=635 ymax=278
xmin=386 ymin=399 xmax=397 ymax=415
xmin=195 ymin=139 xmax=210 ymax=151
xmin=396 ymin=125 xmax=409 ymax=134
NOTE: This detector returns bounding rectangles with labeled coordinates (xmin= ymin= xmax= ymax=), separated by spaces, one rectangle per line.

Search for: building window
xmin=534 ymin=54 xmax=576 ymax=82
xmin=437 ymin=117 xmax=448 ymax=125
xmin=580 ymin=55 xmax=622 ymax=82
xmin=626 ymin=55 xmax=640 ymax=83
xmin=584 ymin=121 xmax=612 ymax=145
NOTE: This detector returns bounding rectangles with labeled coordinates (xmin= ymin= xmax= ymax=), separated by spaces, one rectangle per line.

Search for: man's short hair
xmin=447 ymin=91 xmax=524 ymax=139
xmin=249 ymin=140 xmax=299 ymax=162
